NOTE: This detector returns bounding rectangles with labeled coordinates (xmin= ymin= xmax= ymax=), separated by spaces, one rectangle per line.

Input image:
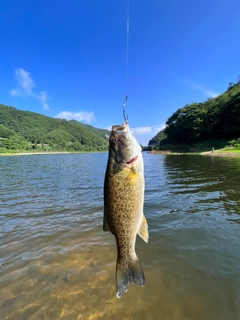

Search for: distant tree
xmin=161 ymin=81 xmax=240 ymax=147
xmin=148 ymin=130 xmax=166 ymax=146
xmin=228 ymin=82 xmax=235 ymax=89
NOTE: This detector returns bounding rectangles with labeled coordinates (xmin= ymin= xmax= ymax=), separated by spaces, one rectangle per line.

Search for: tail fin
xmin=116 ymin=257 xmax=145 ymax=298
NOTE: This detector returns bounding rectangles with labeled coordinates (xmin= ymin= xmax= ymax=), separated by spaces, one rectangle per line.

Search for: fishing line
xmin=126 ymin=0 xmax=130 ymax=83
xmin=123 ymin=0 xmax=130 ymax=120
xmin=123 ymin=95 xmax=128 ymax=121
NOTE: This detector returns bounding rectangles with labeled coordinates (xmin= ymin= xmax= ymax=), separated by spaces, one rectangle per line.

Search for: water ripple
xmin=1 ymin=153 xmax=240 ymax=319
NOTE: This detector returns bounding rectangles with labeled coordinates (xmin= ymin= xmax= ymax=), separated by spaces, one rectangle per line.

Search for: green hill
xmin=149 ymin=80 xmax=240 ymax=152
xmin=0 ymin=104 xmax=109 ymax=153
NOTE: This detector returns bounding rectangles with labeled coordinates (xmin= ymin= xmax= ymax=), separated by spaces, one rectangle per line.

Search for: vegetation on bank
xmin=0 ymin=104 xmax=109 ymax=153
xmin=148 ymin=79 xmax=240 ymax=153
xmin=215 ymin=139 xmax=240 ymax=154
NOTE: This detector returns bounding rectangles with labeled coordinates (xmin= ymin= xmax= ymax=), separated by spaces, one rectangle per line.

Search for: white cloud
xmin=39 ymin=91 xmax=49 ymax=110
xmin=182 ymin=79 xmax=220 ymax=98
xmin=131 ymin=124 xmax=165 ymax=146
xmin=204 ymin=90 xmax=219 ymax=98
xmin=10 ymin=88 xmax=22 ymax=97
xmin=105 ymin=126 xmax=112 ymax=131
xmin=55 ymin=111 xmax=95 ymax=123
xmin=154 ymin=125 xmax=166 ymax=132
xmin=131 ymin=124 xmax=165 ymax=136
xmin=10 ymin=68 xmax=50 ymax=110
xmin=131 ymin=126 xmax=152 ymax=135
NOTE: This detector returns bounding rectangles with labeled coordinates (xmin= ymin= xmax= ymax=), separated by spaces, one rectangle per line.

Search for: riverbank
xmin=0 ymin=151 xmax=107 ymax=156
xmin=201 ymin=151 xmax=240 ymax=157
xmin=1 ymin=150 xmax=240 ymax=157
xmin=148 ymin=149 xmax=240 ymax=157
xmin=0 ymin=151 xmax=71 ymax=156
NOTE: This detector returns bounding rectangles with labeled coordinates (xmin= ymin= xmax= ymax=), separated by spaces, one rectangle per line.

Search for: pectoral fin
xmin=137 ymin=214 xmax=149 ymax=243
xmin=103 ymin=211 xmax=111 ymax=232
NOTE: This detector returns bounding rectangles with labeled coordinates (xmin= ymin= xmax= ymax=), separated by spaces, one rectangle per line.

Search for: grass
xmin=150 ymin=139 xmax=240 ymax=157
xmin=215 ymin=148 xmax=240 ymax=153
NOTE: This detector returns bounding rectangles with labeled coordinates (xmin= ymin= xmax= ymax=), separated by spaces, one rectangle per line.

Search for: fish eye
xmin=113 ymin=138 xmax=118 ymax=143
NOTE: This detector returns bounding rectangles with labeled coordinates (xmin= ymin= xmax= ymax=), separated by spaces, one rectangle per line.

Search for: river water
xmin=0 ymin=153 xmax=240 ymax=320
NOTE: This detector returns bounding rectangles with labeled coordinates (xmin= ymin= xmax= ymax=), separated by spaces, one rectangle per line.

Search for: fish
xmin=103 ymin=117 xmax=148 ymax=298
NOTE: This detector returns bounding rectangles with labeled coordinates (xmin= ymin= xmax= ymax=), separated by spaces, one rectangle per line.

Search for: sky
xmin=1 ymin=0 xmax=240 ymax=145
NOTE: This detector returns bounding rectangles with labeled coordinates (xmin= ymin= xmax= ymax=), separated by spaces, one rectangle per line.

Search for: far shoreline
xmin=147 ymin=150 xmax=240 ymax=157
xmin=200 ymin=151 xmax=240 ymax=157
xmin=1 ymin=150 xmax=240 ymax=157
xmin=0 ymin=151 xmax=107 ymax=156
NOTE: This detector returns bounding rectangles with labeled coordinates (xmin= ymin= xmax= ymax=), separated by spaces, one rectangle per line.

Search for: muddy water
xmin=1 ymin=153 xmax=240 ymax=320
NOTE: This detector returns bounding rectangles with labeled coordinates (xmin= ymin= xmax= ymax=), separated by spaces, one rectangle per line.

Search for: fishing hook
xmin=123 ymin=95 xmax=128 ymax=122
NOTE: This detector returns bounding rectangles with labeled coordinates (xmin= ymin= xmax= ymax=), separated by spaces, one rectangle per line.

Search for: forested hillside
xmin=0 ymin=104 xmax=109 ymax=153
xmin=149 ymin=80 xmax=240 ymax=151
xmin=148 ymin=130 xmax=166 ymax=146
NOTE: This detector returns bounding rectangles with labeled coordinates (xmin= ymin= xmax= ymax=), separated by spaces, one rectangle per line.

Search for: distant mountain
xmin=0 ymin=104 xmax=110 ymax=153
xmin=148 ymin=80 xmax=240 ymax=150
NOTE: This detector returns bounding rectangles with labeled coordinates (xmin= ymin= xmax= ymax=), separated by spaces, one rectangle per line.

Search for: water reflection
xmin=162 ymin=155 xmax=240 ymax=219
xmin=1 ymin=154 xmax=240 ymax=319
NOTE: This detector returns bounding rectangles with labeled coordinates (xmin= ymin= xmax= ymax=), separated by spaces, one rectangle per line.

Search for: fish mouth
xmin=112 ymin=121 xmax=128 ymax=134
xmin=112 ymin=121 xmax=129 ymax=149
xmin=111 ymin=121 xmax=140 ymax=166
xmin=126 ymin=155 xmax=138 ymax=165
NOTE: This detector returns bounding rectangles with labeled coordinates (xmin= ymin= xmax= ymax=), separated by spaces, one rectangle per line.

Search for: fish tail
xmin=116 ymin=256 xmax=145 ymax=298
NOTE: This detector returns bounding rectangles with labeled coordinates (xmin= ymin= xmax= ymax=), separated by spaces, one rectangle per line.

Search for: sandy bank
xmin=0 ymin=152 xmax=72 ymax=156
xmin=200 ymin=151 xmax=240 ymax=157
xmin=0 ymin=151 xmax=108 ymax=156
xmin=147 ymin=150 xmax=240 ymax=157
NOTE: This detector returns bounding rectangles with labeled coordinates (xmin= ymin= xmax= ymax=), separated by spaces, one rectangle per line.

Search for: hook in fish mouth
xmin=112 ymin=121 xmax=128 ymax=133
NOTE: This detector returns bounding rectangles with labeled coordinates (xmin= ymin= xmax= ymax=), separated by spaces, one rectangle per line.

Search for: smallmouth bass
xmin=103 ymin=119 xmax=148 ymax=298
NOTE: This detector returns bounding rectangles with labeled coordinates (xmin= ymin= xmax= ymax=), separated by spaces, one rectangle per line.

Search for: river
xmin=1 ymin=153 xmax=240 ymax=320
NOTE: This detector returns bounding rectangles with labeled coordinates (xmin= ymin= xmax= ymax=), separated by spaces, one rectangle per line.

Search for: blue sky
xmin=1 ymin=0 xmax=240 ymax=145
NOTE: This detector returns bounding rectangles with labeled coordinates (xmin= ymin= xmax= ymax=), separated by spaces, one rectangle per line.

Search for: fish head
xmin=109 ymin=120 xmax=142 ymax=166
